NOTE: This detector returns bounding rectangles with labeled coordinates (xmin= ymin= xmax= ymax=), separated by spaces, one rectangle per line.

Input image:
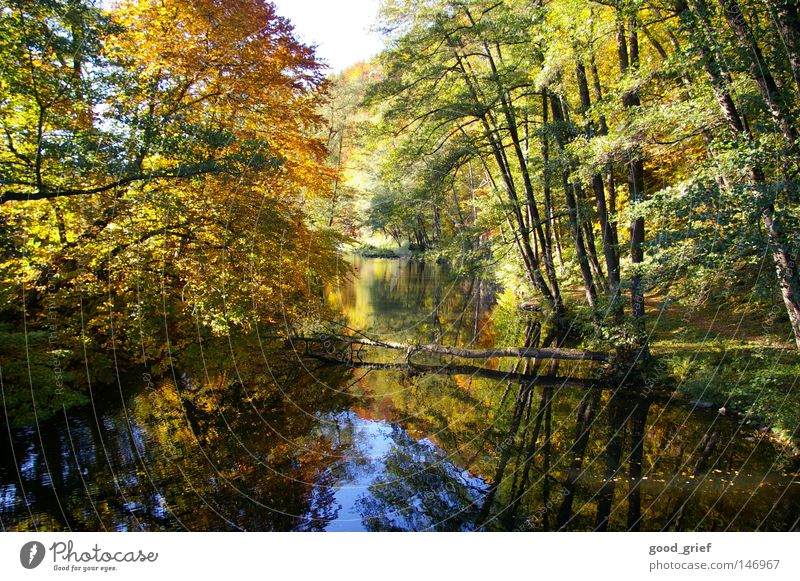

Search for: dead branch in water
xmin=308 ymin=354 xmax=601 ymax=388
xmin=283 ymin=334 xmax=610 ymax=362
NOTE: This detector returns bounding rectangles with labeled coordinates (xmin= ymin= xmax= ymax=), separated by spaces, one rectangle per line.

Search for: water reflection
xmin=1 ymin=257 xmax=798 ymax=531
xmin=318 ymin=411 xmax=487 ymax=532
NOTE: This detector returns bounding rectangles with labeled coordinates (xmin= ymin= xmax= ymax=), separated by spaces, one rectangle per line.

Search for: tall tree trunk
xmin=585 ymin=56 xmax=623 ymax=311
xmin=467 ymin=160 xmax=478 ymax=222
xmin=618 ymin=15 xmax=648 ymax=349
xmin=550 ymin=93 xmax=598 ymax=307
xmin=679 ymin=2 xmax=800 ymax=348
xmin=716 ymin=0 xmax=798 ymax=148
xmin=771 ymin=0 xmax=800 ymax=98
xmin=540 ymin=91 xmax=561 ymax=298
xmin=761 ymin=206 xmax=800 ymax=348
xmin=577 ymin=183 xmax=607 ymax=288
xmin=553 ymin=215 xmax=566 ymax=272
xmin=327 ymin=126 xmax=345 ymax=227
xmin=451 ymin=184 xmax=467 ymax=230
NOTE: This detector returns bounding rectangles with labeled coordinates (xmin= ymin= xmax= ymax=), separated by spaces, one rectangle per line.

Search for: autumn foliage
xmin=0 ymin=0 xmax=338 ymax=421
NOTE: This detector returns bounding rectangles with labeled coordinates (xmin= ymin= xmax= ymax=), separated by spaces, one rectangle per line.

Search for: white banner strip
xmin=1 ymin=532 xmax=798 ymax=580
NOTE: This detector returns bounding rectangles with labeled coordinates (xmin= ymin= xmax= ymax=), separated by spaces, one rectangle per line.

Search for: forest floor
xmin=644 ymin=292 xmax=800 ymax=449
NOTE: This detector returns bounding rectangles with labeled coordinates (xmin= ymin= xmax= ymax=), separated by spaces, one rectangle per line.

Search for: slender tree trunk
xmin=590 ymin=57 xmax=621 ymax=249
xmin=540 ymin=91 xmax=561 ymax=299
xmin=577 ymin=183 xmax=607 ymax=288
xmin=618 ymin=15 xmax=648 ymax=348
xmin=467 ymin=160 xmax=478 ymax=221
xmin=717 ymin=0 xmax=798 ymax=148
xmin=607 ymin=168 xmax=619 ymax=248
xmin=550 ymin=93 xmax=598 ymax=307
xmin=583 ymin=57 xmax=623 ymax=310
xmin=771 ymin=0 xmax=800 ymax=98
xmin=761 ymin=206 xmax=800 ymax=348
xmin=451 ymin=184 xmax=467 ymax=230
xmin=553 ymin=214 xmax=566 ymax=272
xmin=50 ymin=200 xmax=68 ymax=245
xmin=328 ymin=128 xmax=345 ymax=227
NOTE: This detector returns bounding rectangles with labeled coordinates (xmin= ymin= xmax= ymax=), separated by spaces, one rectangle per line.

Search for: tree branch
xmin=0 ymin=160 xmax=231 ymax=204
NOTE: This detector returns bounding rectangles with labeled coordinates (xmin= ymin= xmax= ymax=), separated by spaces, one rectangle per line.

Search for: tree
xmin=0 ymin=0 xmax=340 ymax=421
xmin=357 ymin=0 xmax=800 ymax=350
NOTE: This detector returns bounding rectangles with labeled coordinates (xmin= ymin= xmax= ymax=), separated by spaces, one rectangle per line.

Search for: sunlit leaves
xmin=0 ymin=0 xmax=341 ymax=422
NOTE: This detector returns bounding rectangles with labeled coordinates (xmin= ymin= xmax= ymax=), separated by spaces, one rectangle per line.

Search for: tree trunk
xmin=577 ymin=183 xmax=607 ymax=288
xmin=771 ymin=0 xmax=800 ymax=98
xmin=679 ymin=1 xmax=800 ymax=348
xmin=550 ymin=93 xmax=598 ymax=307
xmin=761 ymin=205 xmax=800 ymax=348
xmin=540 ymin=91 xmax=562 ymax=299
xmin=717 ymin=0 xmax=798 ymax=148
xmin=585 ymin=56 xmax=623 ymax=309
xmin=553 ymin=213 xmax=566 ymax=272
xmin=618 ymin=15 xmax=648 ymax=347
xmin=290 ymin=334 xmax=610 ymax=361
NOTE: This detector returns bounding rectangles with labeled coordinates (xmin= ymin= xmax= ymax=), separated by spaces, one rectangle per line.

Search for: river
xmin=1 ymin=256 xmax=798 ymax=531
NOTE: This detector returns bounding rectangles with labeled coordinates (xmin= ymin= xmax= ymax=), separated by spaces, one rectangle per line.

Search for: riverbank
xmin=643 ymin=293 xmax=800 ymax=452
xmin=473 ymin=269 xmax=800 ymax=451
xmin=343 ymin=247 xmax=800 ymax=450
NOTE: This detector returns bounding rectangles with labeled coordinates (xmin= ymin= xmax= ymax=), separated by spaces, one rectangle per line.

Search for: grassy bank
xmin=645 ymin=294 xmax=800 ymax=450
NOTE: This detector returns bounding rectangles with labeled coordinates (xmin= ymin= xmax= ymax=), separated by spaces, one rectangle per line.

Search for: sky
xmin=271 ymin=0 xmax=385 ymax=73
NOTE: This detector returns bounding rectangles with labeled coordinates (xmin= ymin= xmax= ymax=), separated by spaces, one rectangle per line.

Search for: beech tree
xmin=0 ymin=0 xmax=340 ymax=417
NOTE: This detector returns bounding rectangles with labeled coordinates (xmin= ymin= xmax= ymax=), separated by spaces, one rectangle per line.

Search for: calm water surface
xmin=1 ymin=256 xmax=798 ymax=531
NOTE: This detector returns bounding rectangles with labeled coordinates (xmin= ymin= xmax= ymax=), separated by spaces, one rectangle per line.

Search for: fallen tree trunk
xmin=308 ymin=354 xmax=602 ymax=388
xmin=284 ymin=335 xmax=610 ymax=362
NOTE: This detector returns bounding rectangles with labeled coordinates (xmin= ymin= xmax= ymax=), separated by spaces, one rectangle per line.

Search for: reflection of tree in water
xmin=352 ymin=257 xmax=494 ymax=347
xmin=0 ymin=342 xmax=360 ymax=531
xmin=355 ymin=427 xmax=488 ymax=531
xmin=449 ymin=318 xmax=800 ymax=532
xmin=474 ymin=380 xmax=800 ymax=531
xmin=4 ymin=258 xmax=800 ymax=531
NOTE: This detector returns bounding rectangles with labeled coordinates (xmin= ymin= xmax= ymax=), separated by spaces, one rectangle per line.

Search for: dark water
xmin=1 ymin=256 xmax=798 ymax=531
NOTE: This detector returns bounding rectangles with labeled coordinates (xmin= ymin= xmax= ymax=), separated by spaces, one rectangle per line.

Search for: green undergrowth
xmin=649 ymin=297 xmax=800 ymax=448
